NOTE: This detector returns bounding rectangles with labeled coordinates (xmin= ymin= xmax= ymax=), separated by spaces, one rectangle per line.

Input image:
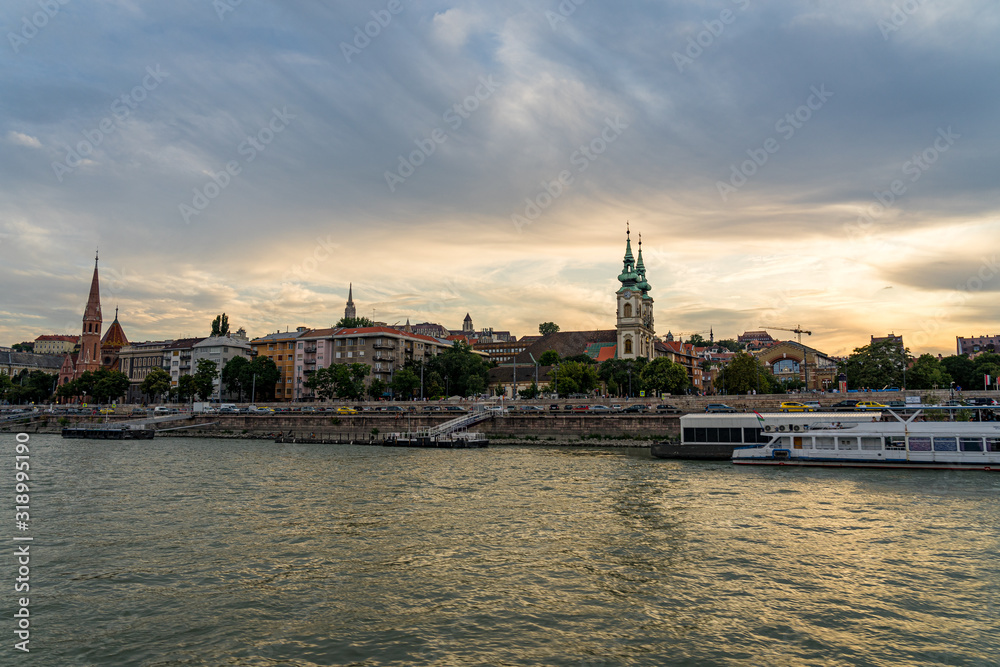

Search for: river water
xmin=7 ymin=434 xmax=1000 ymax=666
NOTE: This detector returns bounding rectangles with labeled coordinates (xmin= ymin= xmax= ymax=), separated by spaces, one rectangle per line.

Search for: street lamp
xmin=627 ymin=368 xmax=632 ymax=399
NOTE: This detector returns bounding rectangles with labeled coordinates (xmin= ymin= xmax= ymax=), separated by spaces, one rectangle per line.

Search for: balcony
xmin=374 ymin=354 xmax=394 ymax=362
xmin=305 ymin=346 xmax=317 ymax=353
xmin=304 ymin=359 xmax=316 ymax=365
xmin=372 ymin=340 xmax=395 ymax=349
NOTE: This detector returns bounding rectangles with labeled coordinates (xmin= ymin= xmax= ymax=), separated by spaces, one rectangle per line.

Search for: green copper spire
xmin=636 ymin=233 xmax=651 ymax=294
xmin=617 ymin=222 xmax=639 ymax=289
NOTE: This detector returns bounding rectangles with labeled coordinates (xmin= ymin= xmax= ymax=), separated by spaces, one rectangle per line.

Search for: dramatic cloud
xmin=1 ymin=0 xmax=998 ymax=356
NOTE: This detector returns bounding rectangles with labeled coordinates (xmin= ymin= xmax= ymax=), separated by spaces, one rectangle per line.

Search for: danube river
xmin=7 ymin=435 xmax=1000 ymax=666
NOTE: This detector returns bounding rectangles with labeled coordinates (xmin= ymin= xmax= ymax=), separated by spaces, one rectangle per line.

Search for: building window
xmin=624 ymin=339 xmax=633 ymax=354
xmin=623 ymin=303 xmax=632 ymax=318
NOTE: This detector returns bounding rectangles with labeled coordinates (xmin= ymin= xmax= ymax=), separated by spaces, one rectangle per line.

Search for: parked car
xmin=802 ymin=401 xmax=822 ymax=410
xmin=623 ymin=404 xmax=649 ymax=413
xmin=705 ymin=404 xmax=737 ymax=413
xmin=153 ymin=406 xmax=171 ymax=415
xmin=830 ymin=400 xmax=859 ymax=410
xmin=383 ymin=406 xmax=405 ymax=412
xmin=967 ymin=397 xmax=998 ymax=406
xmin=780 ymin=401 xmax=815 ymax=412
xmin=655 ymin=404 xmax=681 ymax=414
xmin=885 ymin=401 xmax=907 ymax=409
xmin=519 ymin=405 xmax=544 ymax=412
xmin=856 ymin=401 xmax=887 ymax=410
xmin=588 ymin=405 xmax=612 ymax=413
xmin=610 ymin=404 xmax=624 ymax=413
xmin=336 ymin=406 xmax=358 ymax=415
xmin=443 ymin=406 xmax=468 ymax=413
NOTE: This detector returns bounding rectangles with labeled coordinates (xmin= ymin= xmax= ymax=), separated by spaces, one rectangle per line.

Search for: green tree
xmin=248 ymin=356 xmax=281 ymax=401
xmin=718 ymin=352 xmax=769 ymax=394
xmin=139 ymin=367 xmax=171 ymax=403
xmin=686 ymin=334 xmax=707 ymax=346
xmin=714 ymin=339 xmax=743 ymax=353
xmin=905 ymin=354 xmax=952 ymax=390
xmin=341 ymin=364 xmax=371 ymax=400
xmin=427 ymin=342 xmax=491 ymax=397
xmin=91 ymin=369 xmax=130 ymax=403
xmin=221 ymin=356 xmax=252 ymax=401
xmin=539 ymin=322 xmax=560 ymax=336
xmin=518 ymin=381 xmax=540 ymax=399
xmin=598 ymin=358 xmax=647 ymax=397
xmin=367 ymin=377 xmax=387 ymax=400
xmin=177 ymin=375 xmax=199 ymax=403
xmin=564 ymin=353 xmax=596 ymax=365
xmin=3 ymin=370 xmax=57 ymax=404
xmin=193 ymin=359 xmax=218 ymax=401
xmin=971 ymin=353 xmax=1000 ymax=390
xmin=838 ymin=340 xmax=910 ymax=390
xmin=639 ymin=358 xmax=690 ymax=396
xmin=389 ymin=367 xmax=420 ymax=399
xmin=335 ymin=316 xmax=375 ymax=328
xmin=539 ymin=350 xmax=560 ymax=366
xmin=210 ymin=313 xmax=230 ymax=337
xmin=547 ymin=360 xmax=599 ymax=396
xmin=940 ymin=355 xmax=975 ymax=389
xmin=304 ymin=366 xmax=338 ymax=401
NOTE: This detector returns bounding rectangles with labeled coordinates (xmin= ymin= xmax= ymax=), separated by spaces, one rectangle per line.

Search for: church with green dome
xmin=615 ymin=224 xmax=655 ymax=360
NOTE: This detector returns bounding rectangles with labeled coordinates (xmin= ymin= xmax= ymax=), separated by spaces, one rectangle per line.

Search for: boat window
xmin=860 ymin=437 xmax=883 ymax=451
xmin=695 ymin=428 xmax=707 ymax=443
xmin=815 ymin=437 xmax=835 ymax=450
xmin=744 ymin=427 xmax=765 ymax=443
xmin=909 ymin=437 xmax=931 ymax=452
xmin=683 ymin=428 xmax=695 ymax=443
xmin=836 ymin=437 xmax=857 ymax=450
xmin=987 ymin=437 xmax=1000 ymax=453
xmin=933 ymin=437 xmax=958 ymax=452
xmin=707 ymin=428 xmax=719 ymax=443
xmin=960 ymin=437 xmax=983 ymax=452
xmin=728 ymin=427 xmax=742 ymax=443
xmin=886 ymin=436 xmax=906 ymax=450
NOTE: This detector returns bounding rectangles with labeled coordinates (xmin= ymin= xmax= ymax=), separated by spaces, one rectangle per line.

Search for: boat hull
xmin=62 ymin=427 xmax=155 ymax=440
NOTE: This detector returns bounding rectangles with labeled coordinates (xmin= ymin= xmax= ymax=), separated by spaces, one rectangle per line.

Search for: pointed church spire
xmin=344 ymin=283 xmax=356 ymax=320
xmin=617 ymin=222 xmax=639 ymax=290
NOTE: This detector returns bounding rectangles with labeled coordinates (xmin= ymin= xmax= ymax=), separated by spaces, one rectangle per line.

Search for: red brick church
xmin=58 ymin=254 xmax=130 ymax=388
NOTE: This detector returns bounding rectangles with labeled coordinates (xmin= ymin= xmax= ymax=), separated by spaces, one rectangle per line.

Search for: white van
xmin=153 ymin=406 xmax=170 ymax=415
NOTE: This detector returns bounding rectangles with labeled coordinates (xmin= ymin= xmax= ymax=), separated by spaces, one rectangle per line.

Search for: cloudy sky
xmin=2 ymin=0 xmax=998 ymax=356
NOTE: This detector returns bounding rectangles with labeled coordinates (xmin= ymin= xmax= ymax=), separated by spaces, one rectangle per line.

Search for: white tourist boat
xmin=732 ymin=412 xmax=1000 ymax=470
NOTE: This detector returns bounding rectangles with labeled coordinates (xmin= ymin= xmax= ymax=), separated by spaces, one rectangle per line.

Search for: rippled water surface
xmin=8 ymin=435 xmax=1000 ymax=666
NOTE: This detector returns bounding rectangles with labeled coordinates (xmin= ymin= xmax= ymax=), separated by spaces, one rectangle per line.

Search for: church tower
xmin=616 ymin=225 xmax=655 ymax=360
xmin=344 ymin=283 xmax=356 ymax=320
xmin=77 ymin=252 xmax=103 ymax=376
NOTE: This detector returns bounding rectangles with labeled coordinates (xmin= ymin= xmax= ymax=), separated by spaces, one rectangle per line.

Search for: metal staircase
xmin=425 ymin=409 xmax=492 ymax=436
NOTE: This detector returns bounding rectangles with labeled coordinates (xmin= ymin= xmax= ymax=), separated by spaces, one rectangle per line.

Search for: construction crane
xmin=762 ymin=324 xmax=812 ymax=344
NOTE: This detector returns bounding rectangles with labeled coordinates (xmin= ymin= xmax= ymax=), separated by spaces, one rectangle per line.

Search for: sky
xmin=1 ymin=0 xmax=998 ymax=357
